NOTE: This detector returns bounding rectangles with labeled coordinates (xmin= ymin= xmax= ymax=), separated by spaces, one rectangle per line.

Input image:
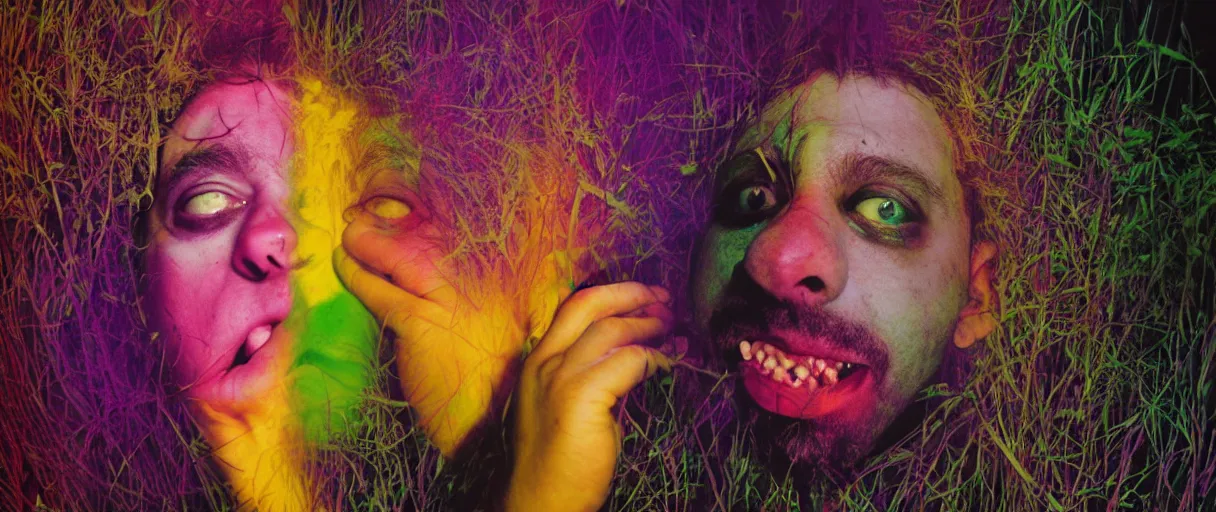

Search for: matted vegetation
xmin=2 ymin=0 xmax=1212 ymax=510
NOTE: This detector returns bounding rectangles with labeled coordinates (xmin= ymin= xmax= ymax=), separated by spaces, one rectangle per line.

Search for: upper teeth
xmin=738 ymin=340 xmax=857 ymax=389
xmin=246 ymin=324 xmax=273 ymax=353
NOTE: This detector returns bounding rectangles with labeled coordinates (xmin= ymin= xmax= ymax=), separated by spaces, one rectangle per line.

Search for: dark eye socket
xmin=844 ymin=190 xmax=926 ymax=246
xmin=172 ymin=189 xmax=247 ymax=232
xmin=712 ymin=150 xmax=789 ymax=228
xmin=346 ymin=166 xmax=428 ymax=230
xmin=854 ymin=196 xmax=910 ymax=225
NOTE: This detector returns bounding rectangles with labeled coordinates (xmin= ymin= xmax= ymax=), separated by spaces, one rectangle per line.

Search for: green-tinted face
xmin=691 ymin=72 xmax=973 ymax=465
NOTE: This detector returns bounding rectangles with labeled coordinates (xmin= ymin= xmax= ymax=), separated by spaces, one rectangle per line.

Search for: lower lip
xmin=211 ymin=325 xmax=290 ymax=405
xmin=739 ymin=360 xmax=875 ymax=419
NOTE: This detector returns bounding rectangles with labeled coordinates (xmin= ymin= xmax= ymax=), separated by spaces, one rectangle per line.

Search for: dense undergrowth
xmin=2 ymin=1 xmax=1212 ymax=510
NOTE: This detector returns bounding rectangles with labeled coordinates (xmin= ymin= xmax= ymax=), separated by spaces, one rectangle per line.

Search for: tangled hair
xmin=610 ymin=0 xmax=1215 ymax=510
xmin=2 ymin=1 xmax=298 ymax=508
xmin=4 ymin=0 xmax=1213 ymax=510
xmin=718 ymin=0 xmax=1010 ymax=239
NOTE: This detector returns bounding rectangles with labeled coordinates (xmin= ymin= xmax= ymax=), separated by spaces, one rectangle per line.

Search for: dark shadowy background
xmin=1134 ymin=0 xmax=1216 ymax=111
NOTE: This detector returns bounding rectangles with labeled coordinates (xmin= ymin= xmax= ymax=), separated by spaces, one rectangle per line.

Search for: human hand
xmin=505 ymin=282 xmax=674 ymax=512
xmin=335 ymin=194 xmax=529 ymax=456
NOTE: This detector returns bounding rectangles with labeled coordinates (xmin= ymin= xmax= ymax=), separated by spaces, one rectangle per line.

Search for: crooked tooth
xmin=822 ymin=367 xmax=839 ymax=386
xmin=793 ymin=365 xmax=810 ymax=381
xmin=247 ymin=325 xmax=273 ymax=352
xmin=834 ymin=361 xmax=844 ymax=371
xmin=771 ymin=367 xmax=788 ymax=383
xmin=814 ymin=359 xmax=827 ymax=373
xmin=779 ymin=353 xmax=795 ymax=370
xmin=756 ymin=350 xmax=767 ymax=363
xmin=804 ymin=376 xmax=819 ymax=391
xmin=791 ymin=378 xmax=803 ymax=388
xmin=740 ymin=341 xmax=753 ymax=361
xmin=763 ymin=357 xmax=777 ymax=371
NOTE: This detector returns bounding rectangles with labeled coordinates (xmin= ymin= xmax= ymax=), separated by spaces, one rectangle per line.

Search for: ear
xmin=953 ymin=241 xmax=998 ymax=349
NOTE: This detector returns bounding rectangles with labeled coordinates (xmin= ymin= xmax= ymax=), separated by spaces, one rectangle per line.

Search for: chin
xmin=176 ymin=322 xmax=293 ymax=414
xmin=737 ymin=389 xmax=883 ymax=483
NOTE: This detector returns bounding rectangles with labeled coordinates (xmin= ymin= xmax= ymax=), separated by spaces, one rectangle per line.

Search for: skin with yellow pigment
xmin=146 ymin=76 xmax=377 ymax=510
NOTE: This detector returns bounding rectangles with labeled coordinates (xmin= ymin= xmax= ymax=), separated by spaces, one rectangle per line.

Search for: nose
xmin=743 ymin=201 xmax=847 ymax=308
xmin=232 ymin=203 xmax=297 ymax=281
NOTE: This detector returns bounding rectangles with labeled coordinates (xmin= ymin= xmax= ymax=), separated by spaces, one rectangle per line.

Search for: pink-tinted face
xmin=145 ymin=79 xmax=296 ymax=414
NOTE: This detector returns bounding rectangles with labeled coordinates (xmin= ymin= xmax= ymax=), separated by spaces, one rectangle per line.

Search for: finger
xmin=623 ymin=300 xmax=674 ymax=319
xmin=577 ymin=345 xmax=673 ymax=402
xmin=333 ymin=247 xmax=447 ymax=324
xmin=341 ymin=215 xmax=457 ymax=303
xmin=560 ymin=304 xmax=673 ymax=369
xmin=530 ymin=282 xmax=670 ymax=362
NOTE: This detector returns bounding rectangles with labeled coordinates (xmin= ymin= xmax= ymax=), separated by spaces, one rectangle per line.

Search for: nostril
xmin=800 ymin=276 xmax=826 ymax=293
xmin=267 ymin=255 xmax=283 ymax=269
xmin=243 ymin=260 xmax=269 ymax=281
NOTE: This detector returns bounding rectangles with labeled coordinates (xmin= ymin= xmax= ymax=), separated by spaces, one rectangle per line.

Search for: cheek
xmin=692 ymin=226 xmax=757 ymax=330
xmin=851 ymin=244 xmax=968 ymax=393
xmin=145 ymin=232 xmax=235 ymax=353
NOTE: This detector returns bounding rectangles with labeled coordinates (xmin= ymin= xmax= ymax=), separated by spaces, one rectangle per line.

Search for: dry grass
xmin=2 ymin=0 xmax=1212 ymax=510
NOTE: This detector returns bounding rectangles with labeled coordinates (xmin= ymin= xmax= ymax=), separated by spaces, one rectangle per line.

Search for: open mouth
xmin=740 ymin=340 xmax=866 ymax=389
xmin=227 ymin=322 xmax=279 ymax=371
xmin=736 ymin=339 xmax=876 ymax=419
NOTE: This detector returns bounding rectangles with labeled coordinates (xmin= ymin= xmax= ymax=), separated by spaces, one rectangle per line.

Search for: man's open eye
xmin=172 ymin=190 xmax=247 ymax=232
xmin=182 ymin=191 xmax=245 ymax=216
xmin=738 ymin=185 xmax=779 ymax=215
xmin=714 ymin=182 xmax=786 ymax=228
xmin=854 ymin=197 xmax=910 ymax=225
xmin=363 ymin=196 xmax=412 ymax=220
xmin=712 ymin=149 xmax=789 ymax=228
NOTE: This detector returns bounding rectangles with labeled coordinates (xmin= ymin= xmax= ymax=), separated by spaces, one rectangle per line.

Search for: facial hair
xmin=705 ymin=265 xmax=891 ymax=475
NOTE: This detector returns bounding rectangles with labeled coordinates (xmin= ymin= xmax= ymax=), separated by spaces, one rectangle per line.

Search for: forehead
xmin=734 ymin=72 xmax=953 ymax=178
xmin=160 ymin=80 xmax=295 ymax=177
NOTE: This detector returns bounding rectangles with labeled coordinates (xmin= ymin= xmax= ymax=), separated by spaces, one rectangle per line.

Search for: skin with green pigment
xmin=692 ymin=72 xmax=977 ymax=466
xmin=289 ymin=289 xmax=376 ymax=442
xmin=288 ymin=80 xmax=383 ymax=442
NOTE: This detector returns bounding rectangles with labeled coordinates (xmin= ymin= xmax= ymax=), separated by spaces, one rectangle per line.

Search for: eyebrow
xmin=830 ymin=153 xmax=948 ymax=204
xmin=160 ymin=145 xmax=251 ymax=194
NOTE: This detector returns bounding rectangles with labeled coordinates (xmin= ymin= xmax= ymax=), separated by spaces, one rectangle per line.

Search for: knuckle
xmin=521 ymin=353 xmax=543 ymax=374
xmin=522 ymin=352 xmax=549 ymax=377
xmin=600 ymin=318 xmax=654 ymax=344
xmin=341 ymin=220 xmax=371 ymax=251
xmin=537 ymin=354 xmax=565 ymax=382
xmin=385 ymin=306 xmax=412 ymax=327
xmin=588 ymin=317 xmax=627 ymax=338
xmin=563 ymin=286 xmax=597 ymax=312
xmin=619 ymin=344 xmax=648 ymax=359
